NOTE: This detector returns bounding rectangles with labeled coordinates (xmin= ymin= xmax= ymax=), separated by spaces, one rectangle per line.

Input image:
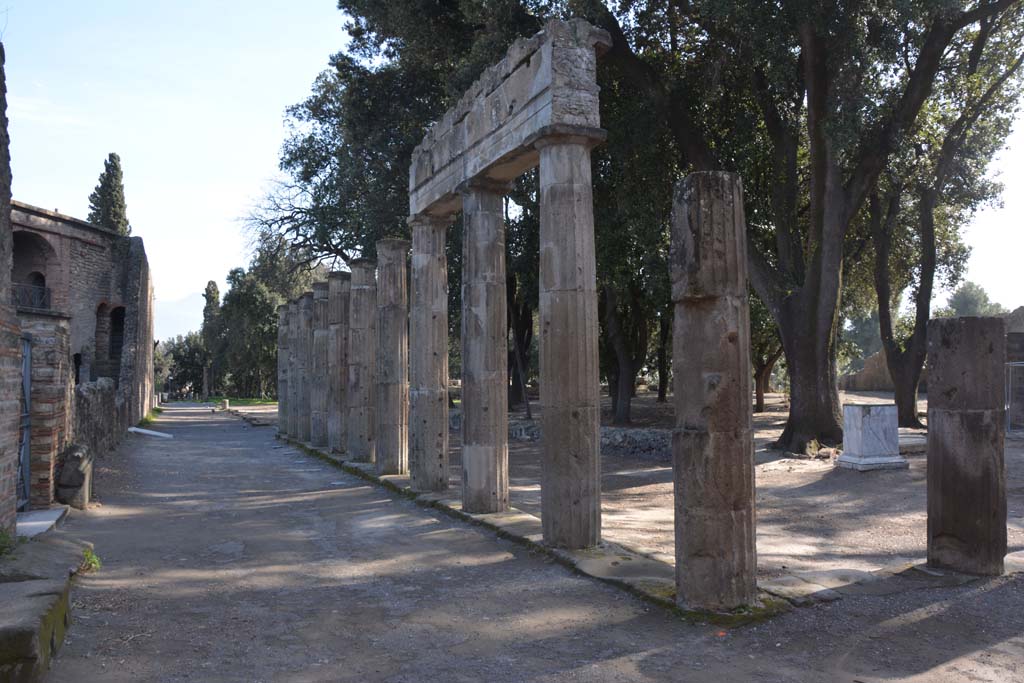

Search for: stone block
xmin=836 ymin=403 xmax=907 ymax=471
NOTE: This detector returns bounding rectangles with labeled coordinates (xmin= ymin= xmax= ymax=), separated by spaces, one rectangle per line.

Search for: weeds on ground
xmin=0 ymin=528 xmax=15 ymax=557
xmin=80 ymin=548 xmax=101 ymax=573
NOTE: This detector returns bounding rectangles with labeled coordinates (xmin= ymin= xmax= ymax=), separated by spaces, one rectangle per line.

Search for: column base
xmin=835 ymin=452 xmax=908 ymax=471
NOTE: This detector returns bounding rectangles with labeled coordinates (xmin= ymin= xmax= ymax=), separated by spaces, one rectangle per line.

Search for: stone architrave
xmin=328 ymin=272 xmax=351 ymax=453
xmin=375 ymin=239 xmax=410 ymax=476
xmin=276 ymin=304 xmax=290 ymax=436
xmin=346 ymin=259 xmax=377 ymax=462
xmin=460 ymin=182 xmax=509 ymax=512
xmin=927 ymin=316 xmax=1007 ymax=575
xmin=286 ymin=301 xmax=300 ymax=439
xmin=296 ymin=292 xmax=314 ymax=443
xmin=310 ymin=282 xmax=330 ymax=447
xmin=409 ymin=214 xmax=450 ymax=492
xmin=407 ymin=18 xmax=610 ymax=547
xmin=836 ymin=404 xmax=907 ymax=471
xmin=670 ymin=171 xmax=756 ymax=611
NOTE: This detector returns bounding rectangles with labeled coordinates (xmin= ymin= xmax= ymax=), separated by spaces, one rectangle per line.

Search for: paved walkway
xmin=47 ymin=405 xmax=1024 ymax=682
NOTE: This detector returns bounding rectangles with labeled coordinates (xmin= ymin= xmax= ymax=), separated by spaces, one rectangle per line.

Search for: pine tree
xmin=87 ymin=152 xmax=131 ymax=235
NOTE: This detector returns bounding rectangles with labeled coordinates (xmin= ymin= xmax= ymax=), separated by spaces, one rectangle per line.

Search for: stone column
xmin=670 ymin=171 xmax=756 ymax=611
xmin=375 ymin=239 xmax=410 ymax=476
xmin=536 ymin=133 xmax=602 ymax=547
xmin=328 ymin=272 xmax=351 ymax=453
xmin=460 ymin=183 xmax=509 ymax=513
xmin=297 ymin=292 xmax=314 ymax=443
xmin=310 ymin=282 xmax=330 ymax=447
xmin=409 ymin=214 xmax=450 ymax=492
xmin=927 ymin=316 xmax=1007 ymax=575
xmin=276 ymin=304 xmax=290 ymax=436
xmin=286 ymin=301 xmax=300 ymax=438
xmin=346 ymin=259 xmax=377 ymax=462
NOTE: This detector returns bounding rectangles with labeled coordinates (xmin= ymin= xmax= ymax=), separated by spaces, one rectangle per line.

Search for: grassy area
xmin=215 ymin=397 xmax=277 ymax=407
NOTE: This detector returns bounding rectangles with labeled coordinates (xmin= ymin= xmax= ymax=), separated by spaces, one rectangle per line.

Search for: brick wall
xmin=0 ymin=41 xmax=19 ymax=534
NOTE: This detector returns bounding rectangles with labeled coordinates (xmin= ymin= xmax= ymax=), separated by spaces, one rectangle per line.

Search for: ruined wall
xmin=0 ymin=42 xmax=20 ymax=533
xmin=73 ymin=378 xmax=121 ymax=463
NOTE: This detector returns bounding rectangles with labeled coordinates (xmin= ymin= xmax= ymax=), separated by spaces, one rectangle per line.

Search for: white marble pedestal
xmin=836 ymin=404 xmax=908 ymax=471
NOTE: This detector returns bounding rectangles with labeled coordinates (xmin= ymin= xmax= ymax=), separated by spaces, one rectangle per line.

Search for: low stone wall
xmin=72 ymin=378 xmax=123 ymax=464
xmin=506 ymin=415 xmax=672 ymax=462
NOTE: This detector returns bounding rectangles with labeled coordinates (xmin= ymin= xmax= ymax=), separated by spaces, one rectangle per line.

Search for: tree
xmin=87 ymin=152 xmax=131 ymax=235
xmin=201 ymin=281 xmax=222 ymax=395
xmin=216 ymin=268 xmax=280 ymax=398
xmin=163 ymin=332 xmax=206 ymax=396
xmin=944 ymin=281 xmax=1011 ymax=317
xmin=750 ymin=293 xmax=783 ymax=413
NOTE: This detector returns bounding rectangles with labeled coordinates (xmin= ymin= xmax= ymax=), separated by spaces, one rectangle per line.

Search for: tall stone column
xmin=409 ymin=214 xmax=450 ymax=492
xmin=310 ymin=282 xmax=330 ymax=447
xmin=927 ymin=316 xmax=1007 ymax=575
xmin=328 ymin=272 xmax=351 ymax=453
xmin=0 ymin=43 xmax=22 ymax=533
xmin=536 ymin=133 xmax=601 ymax=547
xmin=276 ymin=304 xmax=290 ymax=436
xmin=286 ymin=301 xmax=300 ymax=438
xmin=375 ymin=239 xmax=410 ymax=476
xmin=671 ymin=172 xmax=756 ymax=611
xmin=346 ymin=259 xmax=377 ymax=462
xmin=460 ymin=183 xmax=509 ymax=513
xmin=297 ymin=292 xmax=314 ymax=443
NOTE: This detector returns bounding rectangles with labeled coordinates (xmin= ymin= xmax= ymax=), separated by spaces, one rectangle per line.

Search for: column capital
xmin=328 ymin=270 xmax=352 ymax=282
xmin=407 ymin=212 xmax=452 ymax=230
xmin=528 ymin=124 xmax=607 ymax=151
xmin=376 ymin=237 xmax=411 ymax=255
xmin=456 ymin=176 xmax=514 ymax=196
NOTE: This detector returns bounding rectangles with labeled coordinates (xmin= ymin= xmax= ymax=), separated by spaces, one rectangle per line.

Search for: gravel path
xmin=47 ymin=404 xmax=1024 ymax=682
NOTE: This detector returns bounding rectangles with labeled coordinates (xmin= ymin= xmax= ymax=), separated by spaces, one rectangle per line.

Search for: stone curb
xmin=273 ymin=431 xmax=791 ymax=626
xmin=0 ymin=529 xmax=93 ymax=682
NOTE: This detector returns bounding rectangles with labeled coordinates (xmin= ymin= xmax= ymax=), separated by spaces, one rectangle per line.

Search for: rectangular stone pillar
xmin=836 ymin=404 xmax=907 ymax=471
xmin=460 ymin=184 xmax=509 ymax=513
xmin=409 ymin=214 xmax=450 ymax=492
xmin=671 ymin=171 xmax=756 ymax=611
xmin=375 ymin=239 xmax=410 ymax=475
xmin=346 ymin=259 xmax=377 ymax=462
xmin=536 ymin=134 xmax=601 ymax=547
xmin=927 ymin=316 xmax=1007 ymax=575
xmin=286 ymin=301 xmax=300 ymax=438
xmin=297 ymin=292 xmax=314 ymax=443
xmin=328 ymin=272 xmax=351 ymax=453
xmin=310 ymin=282 xmax=330 ymax=447
xmin=276 ymin=304 xmax=290 ymax=436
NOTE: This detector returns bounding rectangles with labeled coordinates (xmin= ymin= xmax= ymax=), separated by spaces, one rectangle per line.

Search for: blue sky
xmin=4 ymin=2 xmax=1023 ymax=343
xmin=3 ymin=0 xmax=347 ymax=340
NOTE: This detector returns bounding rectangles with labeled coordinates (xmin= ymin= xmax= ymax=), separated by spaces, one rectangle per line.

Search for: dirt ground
xmin=47 ymin=405 xmax=1024 ymax=681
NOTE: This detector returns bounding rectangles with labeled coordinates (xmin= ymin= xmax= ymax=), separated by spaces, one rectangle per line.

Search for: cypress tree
xmin=87 ymin=152 xmax=131 ymax=235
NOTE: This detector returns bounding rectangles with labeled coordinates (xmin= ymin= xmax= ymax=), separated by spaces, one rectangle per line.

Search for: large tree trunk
xmin=602 ymin=286 xmax=647 ymax=426
xmin=656 ymin=308 xmax=670 ymax=402
xmin=754 ymin=346 xmax=782 ymax=413
xmin=506 ymin=276 xmax=533 ymax=408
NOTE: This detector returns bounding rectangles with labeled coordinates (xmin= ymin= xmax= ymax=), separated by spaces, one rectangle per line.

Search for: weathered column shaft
xmin=297 ymin=292 xmax=314 ymax=443
xmin=276 ymin=305 xmax=290 ymax=436
xmin=537 ymin=137 xmax=600 ymax=547
xmin=461 ymin=185 xmax=509 ymax=513
xmin=409 ymin=215 xmax=450 ymax=492
xmin=375 ymin=239 xmax=410 ymax=475
xmin=286 ymin=302 xmax=300 ymax=438
xmin=671 ymin=171 xmax=756 ymax=611
xmin=927 ymin=316 xmax=1007 ymax=575
xmin=328 ymin=272 xmax=351 ymax=453
xmin=346 ymin=260 xmax=377 ymax=462
xmin=310 ymin=282 xmax=330 ymax=447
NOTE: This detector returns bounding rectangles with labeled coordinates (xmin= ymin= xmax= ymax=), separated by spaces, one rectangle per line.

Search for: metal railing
xmin=11 ymin=282 xmax=51 ymax=310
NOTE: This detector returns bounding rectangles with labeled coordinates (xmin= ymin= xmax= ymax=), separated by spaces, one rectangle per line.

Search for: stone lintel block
xmin=927 ymin=316 xmax=1006 ymax=411
xmin=927 ymin=407 xmax=1006 ymax=575
xmin=836 ymin=403 xmax=907 ymax=471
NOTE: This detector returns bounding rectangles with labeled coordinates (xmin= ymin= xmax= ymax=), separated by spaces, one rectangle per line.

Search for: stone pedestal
xmin=310 ymin=282 xmax=329 ymax=447
xmin=836 ymin=404 xmax=907 ymax=471
xmin=328 ymin=272 xmax=351 ymax=453
xmin=375 ymin=240 xmax=410 ymax=475
xmin=276 ymin=305 xmax=289 ymax=437
xmin=927 ymin=316 xmax=1007 ymax=575
xmin=296 ymin=292 xmax=314 ymax=443
xmin=671 ymin=172 xmax=756 ymax=611
xmin=409 ymin=215 xmax=450 ymax=492
xmin=460 ymin=185 xmax=509 ymax=513
xmin=537 ymin=135 xmax=601 ymax=548
xmin=346 ymin=259 xmax=377 ymax=463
